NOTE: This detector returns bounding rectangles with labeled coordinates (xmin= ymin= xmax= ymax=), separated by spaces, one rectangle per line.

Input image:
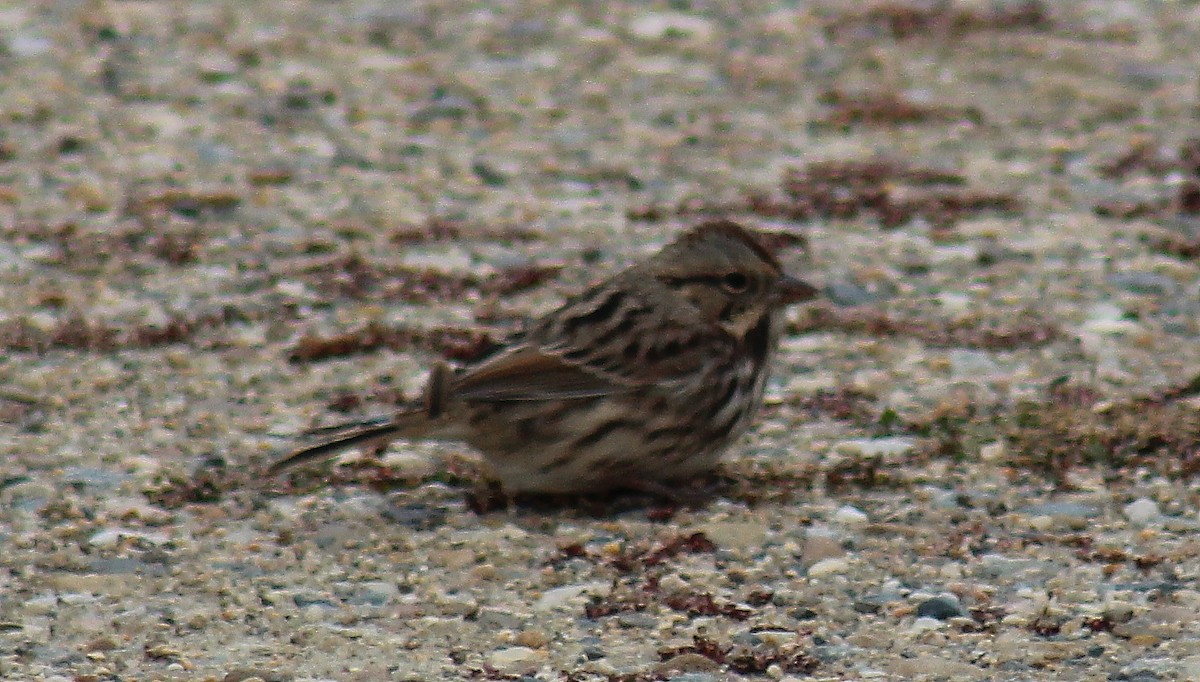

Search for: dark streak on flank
xmin=538 ymin=452 xmax=574 ymax=474
xmin=710 ymin=414 xmax=739 ymax=441
xmin=573 ymin=418 xmax=636 ymax=448
xmin=712 ymin=377 xmax=740 ymax=419
xmin=622 ymin=338 xmax=641 ymax=359
xmin=645 ymin=424 xmax=695 ymax=442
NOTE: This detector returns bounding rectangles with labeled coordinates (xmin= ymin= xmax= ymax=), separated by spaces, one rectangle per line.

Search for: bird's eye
xmin=721 ymin=272 xmax=750 ymax=293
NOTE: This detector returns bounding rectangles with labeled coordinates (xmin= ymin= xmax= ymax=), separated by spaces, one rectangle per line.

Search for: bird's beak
xmin=775 ymin=273 xmax=820 ymax=304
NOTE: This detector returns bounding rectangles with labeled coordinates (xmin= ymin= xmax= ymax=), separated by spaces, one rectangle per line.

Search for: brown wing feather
xmin=452 ymin=345 xmax=630 ymax=401
xmin=452 ymin=277 xmax=731 ymax=402
xmin=527 ymin=280 xmax=731 ymax=388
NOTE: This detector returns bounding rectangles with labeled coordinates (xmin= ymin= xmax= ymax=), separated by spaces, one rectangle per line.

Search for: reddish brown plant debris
xmin=325 ymin=387 xmax=408 ymax=413
xmin=786 ymin=387 xmax=878 ymax=422
xmin=1179 ymin=180 xmax=1200 ymax=214
xmin=549 ymin=532 xmax=718 ymax=572
xmin=1075 ymin=546 xmax=1166 ymax=571
xmin=611 ymin=532 xmax=718 ymax=573
xmin=1097 ymin=139 xmax=1177 ymax=179
xmin=789 ymin=159 xmax=966 ymax=187
xmin=0 ymin=393 xmax=45 ymax=430
xmin=1098 ymin=138 xmax=1200 ymax=226
xmin=824 ymin=455 xmax=892 ymax=491
xmin=246 ymin=166 xmax=294 ymax=186
xmin=967 ymin=606 xmax=1006 ymax=632
xmin=780 ymin=162 xmax=1020 ymax=228
xmin=3 ymin=220 xmax=212 ymax=269
xmin=722 ymin=463 xmax=822 ymax=505
xmin=1005 ymin=398 xmax=1200 ymax=483
xmin=892 ymin=373 xmax=1200 ymax=484
xmin=662 ymin=591 xmax=752 ymax=620
xmin=561 ymin=674 xmax=661 ymax=682
xmin=584 ymin=585 xmax=652 ymax=619
xmin=553 ymin=542 xmax=589 ymax=561
xmin=1046 ymin=379 xmax=1104 ymax=409
xmin=825 ymin=0 xmax=1050 ymax=41
xmin=643 ymin=504 xmax=683 ymax=523
xmin=1150 ymin=373 xmax=1200 ymax=403
xmin=124 ymin=187 xmax=241 ymax=220
xmin=145 ymin=468 xmax=237 ymax=509
xmin=1026 ymin=533 xmax=1094 ymax=551
xmin=37 ymin=499 xmax=86 ymax=524
xmin=1150 ymin=232 xmax=1200 ymax=259
xmin=267 ymin=450 xmax=485 ymax=500
xmin=1099 ymin=137 xmax=1200 ymax=179
xmin=746 ymin=589 xmax=774 ymax=607
xmin=659 ymin=636 xmax=726 ymax=664
xmin=490 ymin=265 xmax=562 ymax=293
xmin=920 ymin=520 xmax=993 ymax=561
xmin=1094 ymin=199 xmax=1162 ymax=220
xmin=147 ymin=229 xmax=205 ymax=265
xmin=287 ymin=322 xmax=496 ymax=363
xmin=389 ymin=218 xmax=540 ymax=244
xmin=0 ymin=308 xmax=268 ymax=353
xmin=629 ymin=159 xmax=1020 ymax=229
xmin=289 ymin=253 xmax=560 ymax=302
xmin=1084 ymin=615 xmax=1117 ymax=633
xmin=1133 ymin=553 xmax=1166 ymax=570
xmin=660 ymin=635 xmax=819 ymax=675
xmin=1030 ymin=616 xmax=1064 ymax=637
xmin=792 ymin=305 xmax=1059 ymax=350
xmin=585 ymin=582 xmax=757 ymax=624
xmin=819 ymin=89 xmax=983 ymax=128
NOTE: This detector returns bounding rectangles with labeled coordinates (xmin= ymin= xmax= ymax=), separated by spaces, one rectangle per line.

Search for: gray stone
xmin=1107 ymin=272 xmax=1175 ymax=296
xmin=825 ymin=278 xmax=892 ymax=306
xmin=917 ymin=594 xmax=969 ymax=620
xmin=616 ymin=612 xmax=660 ymax=629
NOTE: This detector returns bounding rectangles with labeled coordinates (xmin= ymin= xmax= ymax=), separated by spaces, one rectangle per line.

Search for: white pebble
xmin=979 ymin=441 xmax=1007 ymax=462
xmin=89 ymin=528 xmax=170 ymax=549
xmin=807 ymin=557 xmax=850 ymax=577
xmin=630 ymin=12 xmax=715 ymax=41
xmin=534 ymin=582 xmax=609 ymax=611
xmin=488 ymin=646 xmax=544 ymax=675
xmin=910 ymin=616 xmax=945 ymax=632
xmin=834 ymin=437 xmax=917 ymax=458
xmin=1123 ymin=497 xmax=1160 ymax=525
xmin=833 ymin=505 xmax=869 ymax=526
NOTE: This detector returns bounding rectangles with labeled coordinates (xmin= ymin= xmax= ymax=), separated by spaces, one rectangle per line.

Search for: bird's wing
xmin=452 ymin=345 xmax=631 ymax=401
xmin=452 ymin=285 xmax=733 ymax=402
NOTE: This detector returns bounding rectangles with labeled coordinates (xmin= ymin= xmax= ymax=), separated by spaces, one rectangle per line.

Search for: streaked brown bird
xmin=270 ymin=220 xmax=818 ymax=494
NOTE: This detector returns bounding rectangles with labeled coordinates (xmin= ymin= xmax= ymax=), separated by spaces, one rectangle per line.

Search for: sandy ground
xmin=3 ymin=1 xmax=1200 ymax=680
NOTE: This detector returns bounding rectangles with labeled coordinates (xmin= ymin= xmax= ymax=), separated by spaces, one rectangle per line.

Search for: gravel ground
xmin=4 ymin=1 xmax=1200 ymax=680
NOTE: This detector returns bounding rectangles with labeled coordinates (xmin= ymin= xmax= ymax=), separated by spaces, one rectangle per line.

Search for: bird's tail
xmin=270 ymin=363 xmax=458 ymax=476
xmin=267 ymin=411 xmax=433 ymax=476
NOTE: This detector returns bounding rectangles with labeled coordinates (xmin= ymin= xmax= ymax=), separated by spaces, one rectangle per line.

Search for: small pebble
xmin=1124 ymin=498 xmax=1161 ymax=525
xmin=909 ymin=616 xmax=946 ymax=632
xmin=832 ymin=505 xmax=868 ymax=526
xmin=807 ymin=557 xmax=850 ymax=577
xmin=487 ymin=647 xmax=544 ymax=676
xmin=535 ymin=583 xmax=609 ymax=611
xmin=834 ymin=437 xmax=917 ymax=458
xmin=629 ymin=12 xmax=715 ymax=42
xmin=916 ymin=594 xmax=969 ymax=620
xmin=700 ymin=520 xmax=768 ymax=549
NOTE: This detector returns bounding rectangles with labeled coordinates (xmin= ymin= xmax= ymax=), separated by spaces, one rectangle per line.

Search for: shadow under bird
xmin=269 ymin=220 xmax=819 ymax=494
